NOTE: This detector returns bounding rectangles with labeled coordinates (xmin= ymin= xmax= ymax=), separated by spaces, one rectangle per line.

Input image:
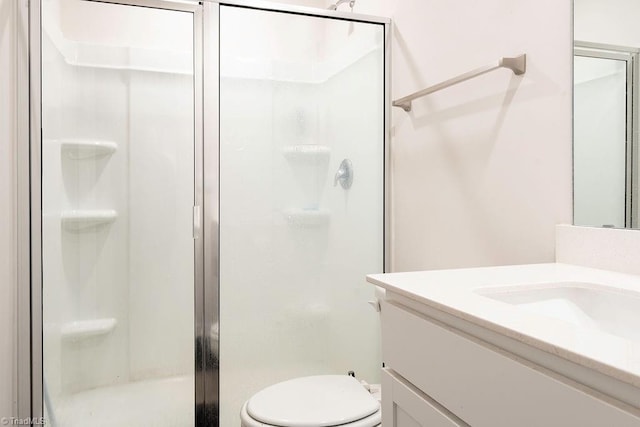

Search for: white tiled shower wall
xmin=575 ymin=0 xmax=640 ymax=46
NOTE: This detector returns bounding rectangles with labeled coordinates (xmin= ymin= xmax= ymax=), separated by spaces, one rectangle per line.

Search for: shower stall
xmin=21 ymin=0 xmax=389 ymax=425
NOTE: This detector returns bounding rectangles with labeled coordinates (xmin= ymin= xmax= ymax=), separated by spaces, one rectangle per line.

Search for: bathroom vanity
xmin=368 ymin=263 xmax=640 ymax=427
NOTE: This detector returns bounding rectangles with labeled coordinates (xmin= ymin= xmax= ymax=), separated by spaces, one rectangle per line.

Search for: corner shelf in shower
xmin=61 ymin=318 xmax=117 ymax=343
xmin=60 ymin=140 xmax=118 ymax=160
xmin=284 ymin=208 xmax=330 ymax=228
xmin=61 ymin=210 xmax=118 ymax=232
xmin=282 ymin=145 xmax=331 ymax=162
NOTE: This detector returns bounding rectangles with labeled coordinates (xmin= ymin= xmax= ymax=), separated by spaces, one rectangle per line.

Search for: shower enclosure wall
xmin=21 ymin=1 xmax=390 ymax=426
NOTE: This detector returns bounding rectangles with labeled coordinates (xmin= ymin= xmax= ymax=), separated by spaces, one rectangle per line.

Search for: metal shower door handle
xmin=334 ymin=159 xmax=353 ymax=189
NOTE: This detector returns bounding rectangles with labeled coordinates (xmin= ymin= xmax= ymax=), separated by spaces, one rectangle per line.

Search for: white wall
xmin=574 ymin=0 xmax=640 ymax=46
xmin=353 ymin=0 xmax=573 ymax=271
xmin=0 ymin=0 xmax=16 ymax=418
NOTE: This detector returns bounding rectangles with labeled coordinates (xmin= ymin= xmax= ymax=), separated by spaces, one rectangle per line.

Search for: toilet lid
xmin=246 ymin=375 xmax=380 ymax=427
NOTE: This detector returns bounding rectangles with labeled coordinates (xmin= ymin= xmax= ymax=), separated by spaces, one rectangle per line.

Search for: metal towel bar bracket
xmin=392 ymin=54 xmax=526 ymax=112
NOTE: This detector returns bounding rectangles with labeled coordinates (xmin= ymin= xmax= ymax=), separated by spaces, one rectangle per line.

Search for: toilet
xmin=242 ymin=288 xmax=385 ymax=426
xmin=240 ymin=375 xmax=381 ymax=427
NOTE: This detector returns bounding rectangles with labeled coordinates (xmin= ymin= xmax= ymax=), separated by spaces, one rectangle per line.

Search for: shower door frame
xmin=205 ymin=3 xmax=391 ymax=425
xmin=20 ymin=0 xmax=207 ymax=422
xmin=19 ymin=0 xmax=391 ymax=425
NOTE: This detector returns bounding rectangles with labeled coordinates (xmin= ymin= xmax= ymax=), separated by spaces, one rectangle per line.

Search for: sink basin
xmin=476 ymin=282 xmax=640 ymax=342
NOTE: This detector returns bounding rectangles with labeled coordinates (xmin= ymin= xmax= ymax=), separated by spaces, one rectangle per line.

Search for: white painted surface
xmin=352 ymin=0 xmax=573 ymax=271
xmin=574 ymin=0 xmax=640 ymax=46
xmin=556 ymin=224 xmax=640 ymax=275
xmin=381 ymin=300 xmax=640 ymax=426
xmin=0 ymin=0 xmax=16 ymax=418
xmin=368 ymin=263 xmax=640 ymax=389
xmin=381 ymin=369 xmax=465 ymax=427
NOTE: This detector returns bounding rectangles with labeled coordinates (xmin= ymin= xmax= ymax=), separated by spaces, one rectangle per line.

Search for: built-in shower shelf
xmin=282 ymin=145 xmax=331 ymax=161
xmin=61 ymin=318 xmax=117 ymax=342
xmin=61 ymin=210 xmax=118 ymax=232
xmin=284 ymin=208 xmax=330 ymax=228
xmin=61 ymin=140 xmax=117 ymax=160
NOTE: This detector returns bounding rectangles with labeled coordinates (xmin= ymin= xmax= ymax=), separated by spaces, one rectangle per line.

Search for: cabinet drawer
xmin=382 ymin=368 xmax=468 ymax=427
xmin=381 ymin=300 xmax=640 ymax=427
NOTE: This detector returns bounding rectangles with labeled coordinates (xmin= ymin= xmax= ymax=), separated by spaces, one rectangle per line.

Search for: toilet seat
xmin=241 ymin=375 xmax=381 ymax=427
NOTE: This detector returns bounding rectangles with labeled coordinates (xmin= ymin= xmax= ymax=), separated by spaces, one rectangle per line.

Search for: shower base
xmin=52 ymin=375 xmax=194 ymax=427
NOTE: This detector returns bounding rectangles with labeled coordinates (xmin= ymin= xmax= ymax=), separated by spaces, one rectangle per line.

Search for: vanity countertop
xmin=367 ymin=263 xmax=640 ymax=389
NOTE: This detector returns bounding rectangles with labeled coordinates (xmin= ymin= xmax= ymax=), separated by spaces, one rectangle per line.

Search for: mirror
xmin=574 ymin=1 xmax=639 ymax=228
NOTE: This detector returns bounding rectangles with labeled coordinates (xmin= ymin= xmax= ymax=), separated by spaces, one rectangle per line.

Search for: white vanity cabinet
xmin=381 ymin=368 xmax=467 ymax=427
xmin=379 ymin=297 xmax=640 ymax=427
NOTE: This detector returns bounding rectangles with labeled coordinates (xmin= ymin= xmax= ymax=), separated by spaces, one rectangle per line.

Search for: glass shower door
xmin=218 ymin=6 xmax=385 ymax=426
xmin=40 ymin=1 xmax=198 ymax=425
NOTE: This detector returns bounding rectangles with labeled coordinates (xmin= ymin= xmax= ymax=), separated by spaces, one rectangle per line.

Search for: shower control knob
xmin=334 ymin=159 xmax=353 ymax=189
